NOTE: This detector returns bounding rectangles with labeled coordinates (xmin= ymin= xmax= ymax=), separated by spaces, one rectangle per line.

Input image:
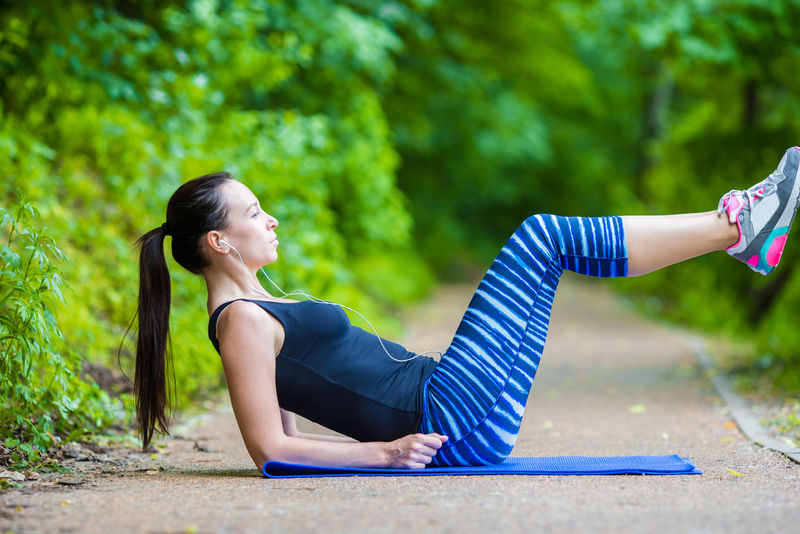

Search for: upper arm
xmin=216 ymin=301 xmax=285 ymax=468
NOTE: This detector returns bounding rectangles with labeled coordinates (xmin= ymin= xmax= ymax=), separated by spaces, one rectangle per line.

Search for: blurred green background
xmin=2 ymin=0 xmax=799 ymax=469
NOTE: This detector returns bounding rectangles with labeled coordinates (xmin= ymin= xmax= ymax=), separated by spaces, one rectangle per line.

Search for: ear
xmin=205 ymin=230 xmax=229 ymax=254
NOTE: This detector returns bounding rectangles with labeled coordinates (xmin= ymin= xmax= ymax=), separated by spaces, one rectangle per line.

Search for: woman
xmin=134 ymin=147 xmax=800 ymax=470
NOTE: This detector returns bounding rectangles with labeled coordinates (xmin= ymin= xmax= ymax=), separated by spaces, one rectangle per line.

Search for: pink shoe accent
xmin=724 ymin=194 xmax=745 ymax=249
xmin=795 ymin=146 xmax=800 ymax=151
xmin=729 ymin=220 xmax=744 ymax=249
xmin=747 ymin=255 xmax=760 ymax=267
xmin=725 ymin=195 xmax=743 ymax=224
xmin=766 ymin=234 xmax=788 ymax=267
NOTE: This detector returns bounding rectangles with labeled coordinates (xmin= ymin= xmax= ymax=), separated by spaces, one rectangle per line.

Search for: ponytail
xmin=134 ymin=224 xmax=175 ymax=450
xmin=129 ymin=172 xmax=233 ymax=450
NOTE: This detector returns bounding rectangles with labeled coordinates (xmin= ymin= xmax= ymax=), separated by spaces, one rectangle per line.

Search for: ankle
xmin=716 ymin=211 xmax=740 ymax=249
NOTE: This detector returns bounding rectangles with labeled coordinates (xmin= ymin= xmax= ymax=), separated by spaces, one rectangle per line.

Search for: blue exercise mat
xmin=262 ymin=454 xmax=702 ymax=478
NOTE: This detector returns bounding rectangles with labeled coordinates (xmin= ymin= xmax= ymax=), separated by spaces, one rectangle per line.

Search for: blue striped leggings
xmin=419 ymin=214 xmax=628 ymax=466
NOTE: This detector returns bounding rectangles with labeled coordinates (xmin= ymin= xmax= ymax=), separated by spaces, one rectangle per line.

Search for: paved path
xmin=3 ymin=274 xmax=799 ymax=533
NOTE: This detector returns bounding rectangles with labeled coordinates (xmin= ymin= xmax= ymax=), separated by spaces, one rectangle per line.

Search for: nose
xmin=268 ymin=214 xmax=279 ymax=230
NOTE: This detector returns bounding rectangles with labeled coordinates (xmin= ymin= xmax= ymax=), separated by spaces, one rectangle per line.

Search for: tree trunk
xmin=633 ymin=62 xmax=673 ymax=200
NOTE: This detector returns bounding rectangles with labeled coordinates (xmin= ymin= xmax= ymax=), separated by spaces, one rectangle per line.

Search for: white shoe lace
xmin=717 ymin=175 xmax=779 ymax=216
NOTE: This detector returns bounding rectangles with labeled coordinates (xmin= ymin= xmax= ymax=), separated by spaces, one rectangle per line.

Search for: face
xmin=215 ymin=180 xmax=280 ymax=268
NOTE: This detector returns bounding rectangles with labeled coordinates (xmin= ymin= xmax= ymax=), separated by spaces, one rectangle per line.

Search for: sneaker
xmin=717 ymin=146 xmax=800 ymax=275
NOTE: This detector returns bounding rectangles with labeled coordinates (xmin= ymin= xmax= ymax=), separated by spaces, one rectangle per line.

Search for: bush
xmin=0 ymin=201 xmax=129 ymax=473
xmin=1 ymin=1 xmax=438 ymax=450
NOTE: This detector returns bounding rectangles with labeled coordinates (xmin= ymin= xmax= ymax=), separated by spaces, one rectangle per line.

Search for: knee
xmin=514 ymin=214 xmax=558 ymax=251
xmin=517 ymin=214 xmax=551 ymax=237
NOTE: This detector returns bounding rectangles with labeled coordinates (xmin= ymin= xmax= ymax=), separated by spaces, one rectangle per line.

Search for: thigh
xmin=421 ymin=214 xmax=628 ymax=465
xmin=421 ymin=216 xmax=562 ymax=442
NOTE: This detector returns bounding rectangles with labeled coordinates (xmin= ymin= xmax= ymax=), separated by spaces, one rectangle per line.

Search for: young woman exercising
xmin=133 ymin=147 xmax=800 ymax=470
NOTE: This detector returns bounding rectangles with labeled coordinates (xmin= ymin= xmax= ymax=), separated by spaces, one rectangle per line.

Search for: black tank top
xmin=208 ymin=298 xmax=438 ymax=442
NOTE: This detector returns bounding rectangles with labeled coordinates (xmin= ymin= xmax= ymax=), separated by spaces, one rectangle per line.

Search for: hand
xmin=385 ymin=432 xmax=449 ymax=469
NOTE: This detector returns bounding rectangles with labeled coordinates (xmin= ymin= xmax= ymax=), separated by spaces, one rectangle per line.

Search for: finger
xmin=406 ymin=453 xmax=431 ymax=466
xmin=420 ymin=434 xmax=447 ymax=448
xmin=416 ymin=435 xmax=439 ymax=448
xmin=409 ymin=457 xmax=430 ymax=469
xmin=401 ymin=458 xmax=426 ymax=469
xmin=415 ymin=439 xmax=441 ymax=453
xmin=414 ymin=446 xmax=436 ymax=458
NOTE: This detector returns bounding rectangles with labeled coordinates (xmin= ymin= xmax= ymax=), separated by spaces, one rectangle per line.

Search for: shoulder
xmin=218 ymin=299 xmax=268 ymax=323
xmin=216 ymin=300 xmax=278 ymax=345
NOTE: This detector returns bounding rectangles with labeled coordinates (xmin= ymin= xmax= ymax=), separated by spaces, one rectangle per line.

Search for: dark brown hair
xmin=133 ymin=172 xmax=234 ymax=450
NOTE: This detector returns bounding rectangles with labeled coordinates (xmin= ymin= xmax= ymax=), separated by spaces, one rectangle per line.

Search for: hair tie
xmin=160 ymin=222 xmax=171 ymax=236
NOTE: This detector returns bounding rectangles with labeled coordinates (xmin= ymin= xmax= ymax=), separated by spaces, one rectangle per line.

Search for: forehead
xmin=221 ymin=180 xmax=258 ymax=209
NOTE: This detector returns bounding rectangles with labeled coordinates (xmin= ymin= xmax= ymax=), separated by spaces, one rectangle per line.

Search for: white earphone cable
xmin=223 ymin=240 xmax=442 ymax=362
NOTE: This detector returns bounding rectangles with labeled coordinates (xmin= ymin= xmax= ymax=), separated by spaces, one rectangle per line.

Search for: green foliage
xmin=760 ymin=400 xmax=800 ymax=444
xmin=0 ymin=0 xmax=436 ymax=447
xmin=384 ymin=0 xmax=800 ymax=392
xmin=385 ymin=0 xmax=586 ymax=267
xmin=0 ymin=202 xmax=125 ymax=472
xmin=2 ymin=0 xmax=800 ymax=462
xmin=560 ymin=0 xmax=800 ymax=391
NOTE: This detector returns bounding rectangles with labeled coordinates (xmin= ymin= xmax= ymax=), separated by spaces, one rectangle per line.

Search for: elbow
xmin=254 ymin=449 xmax=277 ymax=472
xmin=254 ymin=434 xmax=293 ymax=468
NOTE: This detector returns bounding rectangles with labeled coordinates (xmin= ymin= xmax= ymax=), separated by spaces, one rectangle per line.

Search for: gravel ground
xmin=2 ymin=273 xmax=799 ymax=534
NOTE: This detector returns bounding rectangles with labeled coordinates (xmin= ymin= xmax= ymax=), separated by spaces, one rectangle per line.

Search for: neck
xmin=204 ymin=262 xmax=274 ymax=315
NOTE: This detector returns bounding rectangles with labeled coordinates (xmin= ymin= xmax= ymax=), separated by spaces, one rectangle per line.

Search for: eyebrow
xmin=246 ymin=201 xmax=258 ymax=213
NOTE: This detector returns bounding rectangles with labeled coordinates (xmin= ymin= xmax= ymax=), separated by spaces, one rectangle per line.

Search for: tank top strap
xmin=208 ymin=298 xmax=293 ymax=354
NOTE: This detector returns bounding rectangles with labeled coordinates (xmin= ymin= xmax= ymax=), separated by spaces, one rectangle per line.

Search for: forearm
xmin=295 ymin=431 xmax=358 ymax=443
xmin=262 ymin=435 xmax=388 ymax=468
